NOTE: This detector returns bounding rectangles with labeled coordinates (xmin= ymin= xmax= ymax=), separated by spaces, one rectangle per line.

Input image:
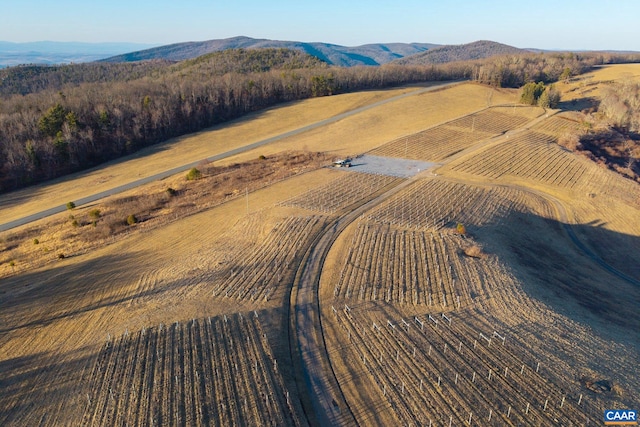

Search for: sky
xmin=1 ymin=0 xmax=639 ymax=51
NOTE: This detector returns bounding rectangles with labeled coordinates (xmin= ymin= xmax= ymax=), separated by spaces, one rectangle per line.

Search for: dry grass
xmin=0 ymin=152 xmax=330 ymax=279
xmin=558 ymin=63 xmax=640 ymax=105
xmin=2 ymin=72 xmax=640 ymax=426
xmin=0 ymin=82 xmax=520 ymax=228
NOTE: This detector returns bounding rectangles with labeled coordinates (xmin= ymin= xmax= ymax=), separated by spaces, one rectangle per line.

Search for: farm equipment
xmin=333 ymin=158 xmax=352 ymax=168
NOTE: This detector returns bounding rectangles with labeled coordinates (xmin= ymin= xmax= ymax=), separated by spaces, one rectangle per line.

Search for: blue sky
xmin=2 ymin=0 xmax=639 ymax=50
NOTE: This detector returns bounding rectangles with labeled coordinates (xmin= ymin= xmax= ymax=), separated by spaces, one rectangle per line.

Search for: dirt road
xmin=291 ymin=173 xmax=427 ymax=426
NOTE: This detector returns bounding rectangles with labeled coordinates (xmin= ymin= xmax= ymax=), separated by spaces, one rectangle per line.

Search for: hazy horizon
xmin=2 ymin=0 xmax=639 ymax=52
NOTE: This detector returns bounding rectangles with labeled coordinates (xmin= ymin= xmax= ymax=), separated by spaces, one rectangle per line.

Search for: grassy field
xmin=1 ymin=66 xmax=640 ymax=426
xmin=0 ymin=82 xmax=514 ymax=225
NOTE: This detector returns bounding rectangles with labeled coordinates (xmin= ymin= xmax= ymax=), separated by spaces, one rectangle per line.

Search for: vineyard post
xmin=455 ymin=373 xmax=458 ymax=385
xmin=543 ymin=399 xmax=548 ymax=411
xmin=504 ymin=366 xmax=508 ymax=377
xmin=578 ymin=394 xmax=582 ymax=405
xmin=458 ymin=341 xmax=462 ymax=352
xmin=536 ymin=362 xmax=540 ymax=373
xmin=488 ymin=409 xmax=492 ymax=422
xmin=468 ymin=412 xmax=472 ymax=425
xmin=520 ymin=364 xmax=525 ymax=374
xmin=472 ymin=371 xmax=476 ymax=383
xmin=526 ymin=402 xmax=530 ymax=414
xmin=437 ymin=376 xmax=441 ymax=387
xmin=560 ymin=396 xmax=565 ymax=408
xmin=402 ymin=381 xmax=405 ymax=394
xmin=488 ymin=369 xmax=492 ymax=380
xmin=420 ymin=379 xmax=423 ymax=391
xmin=449 ymin=415 xmax=453 ymax=427
xmin=383 ymin=384 xmax=386 ymax=396
xmin=507 ymin=406 xmax=511 ymax=418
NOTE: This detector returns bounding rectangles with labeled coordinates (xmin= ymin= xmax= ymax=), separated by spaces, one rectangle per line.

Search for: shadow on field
xmin=0 ymin=252 xmax=178 ymax=334
xmin=473 ymin=208 xmax=640 ymax=336
xmin=0 ymin=346 xmax=96 ymax=426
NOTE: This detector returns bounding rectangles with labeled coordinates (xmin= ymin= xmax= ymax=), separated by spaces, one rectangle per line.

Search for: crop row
xmin=208 ymin=215 xmax=326 ymax=302
xmin=371 ymin=126 xmax=489 ymax=162
xmin=81 ymin=314 xmax=301 ymax=427
xmin=334 ymin=223 xmax=510 ymax=309
xmin=278 ymin=171 xmax=402 ymax=214
xmin=371 ymin=107 xmax=536 ymax=162
xmin=364 ymin=178 xmax=520 ymax=231
xmin=446 ymin=110 xmax=532 ymax=135
xmin=530 ymin=114 xmax=582 ymax=136
xmin=330 ymin=307 xmax=600 ymax=426
xmin=449 ymin=131 xmax=589 ymax=188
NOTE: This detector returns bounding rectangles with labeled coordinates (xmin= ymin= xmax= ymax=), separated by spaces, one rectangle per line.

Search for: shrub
xmin=166 ymin=187 xmax=177 ymax=196
xmin=520 ymin=81 xmax=545 ymax=105
xmin=9 ymin=260 xmax=16 ymax=268
xmin=126 ymin=214 xmax=138 ymax=225
xmin=33 ymin=238 xmax=40 ymax=245
xmin=258 ymin=154 xmax=267 ymax=160
xmin=57 ymin=253 xmax=65 ymax=259
xmin=88 ymin=209 xmax=101 ymax=219
xmin=185 ymin=167 xmax=202 ymax=181
xmin=66 ymin=201 xmax=76 ymax=210
xmin=71 ymin=219 xmax=79 ymax=227
xmin=538 ymin=86 xmax=561 ymax=108
xmin=456 ymin=223 xmax=467 ymax=235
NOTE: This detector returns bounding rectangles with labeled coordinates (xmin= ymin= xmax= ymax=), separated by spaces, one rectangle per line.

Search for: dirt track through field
xmin=291 ymin=169 xmax=435 ymax=426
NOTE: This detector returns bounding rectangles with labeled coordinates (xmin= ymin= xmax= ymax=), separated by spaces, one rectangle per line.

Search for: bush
xmin=258 ymin=154 xmax=267 ymax=160
xmin=88 ymin=209 xmax=101 ymax=219
xmin=57 ymin=253 xmax=65 ymax=259
xmin=66 ymin=201 xmax=76 ymax=210
xmin=126 ymin=214 xmax=138 ymax=225
xmin=185 ymin=167 xmax=202 ymax=181
xmin=538 ymin=86 xmax=561 ymax=108
xmin=456 ymin=223 xmax=467 ymax=235
xmin=520 ymin=81 xmax=545 ymax=105
xmin=71 ymin=219 xmax=79 ymax=227
xmin=33 ymin=238 xmax=40 ymax=245
xmin=166 ymin=187 xmax=177 ymax=196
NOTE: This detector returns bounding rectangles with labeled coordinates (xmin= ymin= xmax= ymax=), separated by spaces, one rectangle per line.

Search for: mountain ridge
xmin=394 ymin=40 xmax=529 ymax=65
xmin=100 ymin=36 xmax=440 ymax=67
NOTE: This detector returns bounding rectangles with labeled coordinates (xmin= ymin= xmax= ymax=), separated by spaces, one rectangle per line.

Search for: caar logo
xmin=604 ymin=409 xmax=638 ymax=425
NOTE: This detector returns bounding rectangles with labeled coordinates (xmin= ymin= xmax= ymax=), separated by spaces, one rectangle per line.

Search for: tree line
xmin=0 ymin=48 xmax=637 ymax=192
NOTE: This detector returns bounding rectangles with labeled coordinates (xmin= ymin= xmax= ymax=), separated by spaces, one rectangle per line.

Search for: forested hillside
xmin=395 ymin=40 xmax=527 ymax=65
xmin=0 ymin=48 xmax=636 ymax=192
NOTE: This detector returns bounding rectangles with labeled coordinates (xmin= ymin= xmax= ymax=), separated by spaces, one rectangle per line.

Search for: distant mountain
xmin=394 ymin=40 xmax=529 ymax=65
xmin=101 ymin=36 xmax=440 ymax=67
xmin=0 ymin=41 xmax=159 ymax=68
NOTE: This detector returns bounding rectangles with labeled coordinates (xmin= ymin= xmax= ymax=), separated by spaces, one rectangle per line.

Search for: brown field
xmin=2 ymin=66 xmax=640 ymax=426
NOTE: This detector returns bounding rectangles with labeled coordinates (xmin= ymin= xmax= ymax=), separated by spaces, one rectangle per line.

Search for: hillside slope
xmin=101 ymin=36 xmax=439 ymax=66
xmin=395 ymin=40 xmax=528 ymax=65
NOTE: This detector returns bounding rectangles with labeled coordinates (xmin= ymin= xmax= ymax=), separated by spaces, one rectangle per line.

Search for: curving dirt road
xmin=290 ymin=175 xmax=424 ymax=426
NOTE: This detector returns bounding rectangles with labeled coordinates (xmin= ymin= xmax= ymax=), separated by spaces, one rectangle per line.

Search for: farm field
xmin=2 ymin=64 xmax=640 ymax=426
xmin=0 ymin=81 xmax=512 ymax=227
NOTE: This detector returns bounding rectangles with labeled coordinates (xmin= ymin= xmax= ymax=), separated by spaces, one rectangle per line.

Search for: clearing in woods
xmin=1 ymin=68 xmax=640 ymax=426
